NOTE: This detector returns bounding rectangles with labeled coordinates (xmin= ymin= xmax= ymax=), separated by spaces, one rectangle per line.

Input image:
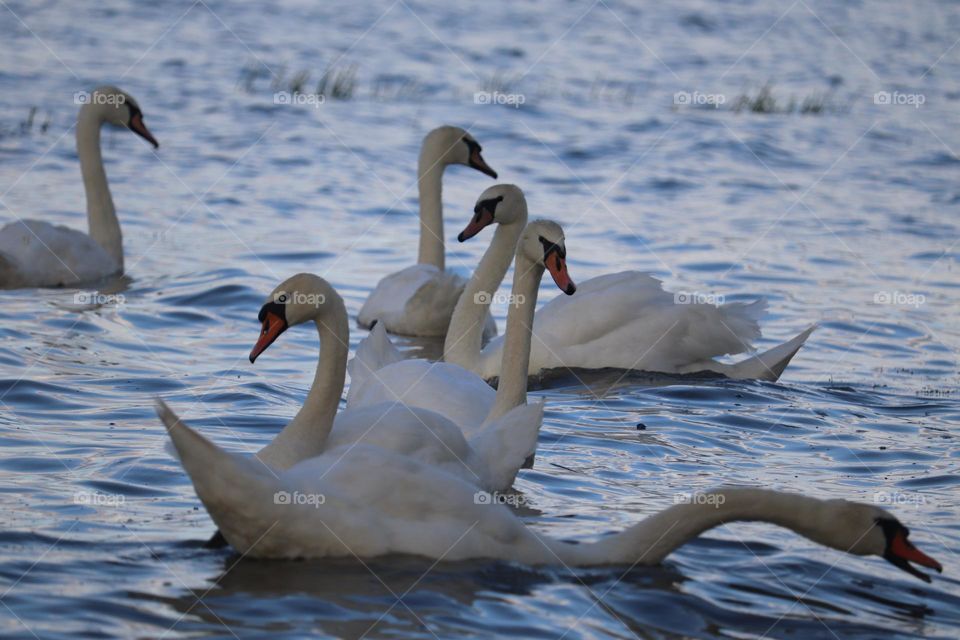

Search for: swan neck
xmin=77 ymin=107 xmax=122 ymax=268
xmin=579 ymin=489 xmax=830 ymax=565
xmin=443 ymin=222 xmax=523 ymax=370
xmin=259 ymin=296 xmax=349 ymax=469
xmin=487 ymin=252 xmax=541 ymax=420
xmin=416 ymin=152 xmax=445 ymax=269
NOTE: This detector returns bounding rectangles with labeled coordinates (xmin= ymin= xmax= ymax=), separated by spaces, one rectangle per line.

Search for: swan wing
xmin=358 ymin=264 xmax=464 ymax=337
xmin=346 ymin=322 xmax=404 ymax=403
xmin=468 ymin=400 xmax=544 ymax=491
xmin=346 ymin=358 xmax=495 ymax=437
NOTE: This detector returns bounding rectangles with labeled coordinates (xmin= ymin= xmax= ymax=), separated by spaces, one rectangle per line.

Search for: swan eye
xmin=473 ymin=195 xmax=504 ymax=221
xmin=538 ymin=236 xmax=566 ymax=260
xmin=126 ymin=102 xmax=141 ymax=122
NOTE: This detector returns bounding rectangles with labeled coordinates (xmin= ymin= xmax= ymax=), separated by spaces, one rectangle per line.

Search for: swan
xmin=357 ymin=126 xmax=499 ymax=338
xmin=158 ymin=412 xmax=943 ymax=584
xmin=444 ymin=185 xmax=815 ymax=382
xmin=347 ymin=217 xmax=575 ymax=435
xmin=0 ymin=86 xmax=158 ymax=289
xmin=241 ymin=273 xmax=542 ymax=492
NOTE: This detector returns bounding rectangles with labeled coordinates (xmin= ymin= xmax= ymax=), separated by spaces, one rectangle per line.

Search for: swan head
xmin=817 ymin=500 xmax=942 ymax=582
xmin=83 ymin=85 xmax=159 ymax=148
xmin=458 ymin=184 xmax=527 ymax=241
xmin=518 ymin=220 xmax=576 ymax=295
xmin=250 ymin=273 xmax=338 ymax=363
xmin=421 ymin=126 xmax=497 ymax=178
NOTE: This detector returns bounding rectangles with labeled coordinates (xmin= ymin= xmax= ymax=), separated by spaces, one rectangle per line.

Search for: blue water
xmin=1 ymin=0 xmax=959 ymax=637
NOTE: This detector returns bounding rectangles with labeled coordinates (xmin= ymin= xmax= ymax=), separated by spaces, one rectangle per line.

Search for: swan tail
xmin=470 ymin=400 xmax=545 ymax=491
xmin=346 ymin=322 xmax=403 ymax=403
xmin=155 ymin=399 xmax=283 ymax=553
xmin=723 ymin=324 xmax=817 ymax=381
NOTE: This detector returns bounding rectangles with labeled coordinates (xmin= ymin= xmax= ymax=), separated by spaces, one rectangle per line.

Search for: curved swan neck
xmin=487 ymin=251 xmax=542 ymax=420
xmin=77 ymin=106 xmax=123 ymax=268
xmin=257 ymin=294 xmax=349 ymax=470
xmin=443 ymin=221 xmax=524 ymax=370
xmin=416 ymin=150 xmax=446 ymax=269
xmin=566 ymin=488 xmax=832 ymax=565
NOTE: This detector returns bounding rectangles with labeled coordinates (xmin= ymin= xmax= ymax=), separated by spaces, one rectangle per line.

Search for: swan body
xmin=473 ymin=272 xmax=816 ymax=381
xmin=444 ymin=185 xmax=814 ymax=382
xmin=347 ymin=217 xmax=575 ymax=436
xmin=245 ymin=273 xmax=541 ymax=492
xmin=160 ymin=403 xmax=942 ymax=585
xmin=357 ymin=126 xmax=498 ymax=338
xmin=0 ymin=86 xmax=158 ymax=289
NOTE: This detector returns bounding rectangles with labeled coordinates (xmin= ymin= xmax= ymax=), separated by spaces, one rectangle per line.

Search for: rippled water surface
xmin=1 ymin=1 xmax=959 ymax=638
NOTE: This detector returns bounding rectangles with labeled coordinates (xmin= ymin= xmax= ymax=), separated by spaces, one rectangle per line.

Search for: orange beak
xmin=250 ymin=311 xmax=287 ymax=363
xmin=458 ymin=207 xmax=496 ymax=242
xmin=887 ymin=529 xmax=942 ymax=582
xmin=129 ymin=112 xmax=159 ymax=149
xmin=468 ymin=148 xmax=497 ymax=179
xmin=545 ymin=252 xmax=576 ymax=295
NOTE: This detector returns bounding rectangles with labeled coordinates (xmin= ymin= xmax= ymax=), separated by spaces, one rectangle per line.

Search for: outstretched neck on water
xmin=549 ymin=488 xmax=833 ymax=566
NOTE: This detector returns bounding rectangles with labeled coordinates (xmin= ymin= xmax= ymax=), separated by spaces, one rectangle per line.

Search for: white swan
xmin=242 ymin=273 xmax=541 ymax=492
xmin=357 ymin=126 xmax=499 ymax=338
xmin=158 ymin=415 xmax=943 ymax=584
xmin=347 ymin=218 xmax=575 ymax=435
xmin=444 ymin=185 xmax=815 ymax=382
xmin=0 ymin=86 xmax=158 ymax=289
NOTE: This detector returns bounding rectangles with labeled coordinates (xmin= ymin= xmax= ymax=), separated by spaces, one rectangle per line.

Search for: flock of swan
xmin=1 ymin=87 xmax=943 ymax=588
